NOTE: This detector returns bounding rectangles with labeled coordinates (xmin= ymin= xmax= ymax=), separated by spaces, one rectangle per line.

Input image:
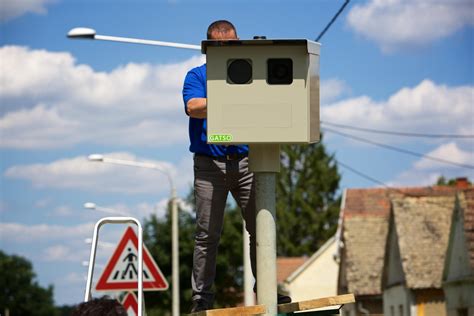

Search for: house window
xmin=399 ymin=304 xmax=403 ymax=316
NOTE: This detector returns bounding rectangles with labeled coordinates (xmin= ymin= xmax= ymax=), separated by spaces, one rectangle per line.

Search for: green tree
xmin=436 ymin=176 xmax=471 ymax=187
xmin=143 ymin=190 xmax=244 ymax=315
xmin=277 ymin=135 xmax=341 ymax=256
xmin=0 ymin=250 xmax=56 ymax=316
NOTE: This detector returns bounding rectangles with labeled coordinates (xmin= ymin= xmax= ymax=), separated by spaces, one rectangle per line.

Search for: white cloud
xmin=320 ymin=79 xmax=351 ymax=104
xmin=387 ymin=142 xmax=473 ymax=187
xmin=414 ymin=142 xmax=474 ymax=170
xmin=347 ymin=0 xmax=474 ymax=52
xmin=0 ymin=46 xmax=205 ymax=149
xmin=0 ymin=222 xmax=94 ymax=243
xmin=0 ymin=0 xmax=55 ymax=22
xmin=4 ymin=152 xmax=193 ymax=195
xmin=322 ymin=80 xmax=474 ymax=144
xmin=43 ymin=245 xmax=81 ymax=262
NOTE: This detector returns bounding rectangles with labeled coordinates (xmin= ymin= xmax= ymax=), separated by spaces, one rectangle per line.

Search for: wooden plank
xmin=188 ymin=304 xmax=266 ymax=316
xmin=277 ymin=294 xmax=355 ymax=313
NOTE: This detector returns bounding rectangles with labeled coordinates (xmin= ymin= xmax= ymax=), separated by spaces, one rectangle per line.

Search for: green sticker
xmin=208 ymin=134 xmax=233 ymax=142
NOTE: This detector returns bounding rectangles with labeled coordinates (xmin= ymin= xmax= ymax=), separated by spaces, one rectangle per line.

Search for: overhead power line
xmin=323 ymin=127 xmax=474 ymax=169
xmin=316 ymin=0 xmax=351 ymax=42
xmin=336 ymin=159 xmax=462 ymax=209
xmin=322 ymin=121 xmax=474 ymax=138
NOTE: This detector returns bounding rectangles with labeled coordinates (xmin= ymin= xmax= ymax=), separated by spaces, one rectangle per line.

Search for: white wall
xmin=383 ymin=285 xmax=412 ymax=316
xmin=284 ymin=239 xmax=338 ymax=301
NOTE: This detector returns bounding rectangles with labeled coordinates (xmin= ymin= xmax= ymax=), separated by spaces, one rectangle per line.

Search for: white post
xmin=171 ymin=188 xmax=180 ymax=316
xmin=249 ymin=144 xmax=280 ymax=316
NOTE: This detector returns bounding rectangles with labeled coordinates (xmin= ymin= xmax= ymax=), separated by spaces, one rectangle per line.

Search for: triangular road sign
xmin=121 ymin=292 xmax=138 ymax=316
xmin=96 ymin=226 xmax=169 ymax=291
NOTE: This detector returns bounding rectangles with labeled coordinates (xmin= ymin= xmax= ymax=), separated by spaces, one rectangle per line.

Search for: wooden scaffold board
xmin=188 ymin=294 xmax=355 ymax=316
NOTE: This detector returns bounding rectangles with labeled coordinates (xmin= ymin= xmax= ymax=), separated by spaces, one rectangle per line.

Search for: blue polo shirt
xmin=182 ymin=64 xmax=248 ymax=157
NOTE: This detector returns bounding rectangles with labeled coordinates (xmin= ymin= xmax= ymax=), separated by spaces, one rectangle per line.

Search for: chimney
xmin=455 ymin=177 xmax=470 ymax=189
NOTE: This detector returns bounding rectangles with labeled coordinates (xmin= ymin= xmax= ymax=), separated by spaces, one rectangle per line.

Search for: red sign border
xmin=95 ymin=226 xmax=169 ymax=291
xmin=121 ymin=292 xmax=138 ymax=315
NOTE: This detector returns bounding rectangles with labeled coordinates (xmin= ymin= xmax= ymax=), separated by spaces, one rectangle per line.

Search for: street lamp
xmin=84 ymin=202 xmax=128 ymax=216
xmin=88 ymin=154 xmax=180 ymax=316
xmin=67 ymin=27 xmax=201 ymax=51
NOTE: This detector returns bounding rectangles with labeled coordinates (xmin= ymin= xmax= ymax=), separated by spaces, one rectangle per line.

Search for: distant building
xmin=337 ymin=188 xmax=391 ymax=316
xmin=280 ymin=236 xmax=339 ymax=301
xmin=382 ymin=188 xmax=457 ymax=316
xmin=337 ymin=180 xmax=472 ymax=316
xmin=443 ymin=184 xmax=474 ymax=316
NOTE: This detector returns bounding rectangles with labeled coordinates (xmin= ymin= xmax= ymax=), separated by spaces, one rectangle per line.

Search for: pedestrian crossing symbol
xmin=95 ymin=226 xmax=168 ymax=291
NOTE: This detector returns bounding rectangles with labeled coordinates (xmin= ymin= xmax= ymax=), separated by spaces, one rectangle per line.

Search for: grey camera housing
xmin=202 ymin=39 xmax=321 ymax=144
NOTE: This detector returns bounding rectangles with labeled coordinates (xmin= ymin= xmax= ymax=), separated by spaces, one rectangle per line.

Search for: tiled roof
xmin=340 ymin=185 xmax=467 ymax=295
xmin=391 ymin=193 xmax=456 ymax=289
xmin=277 ymin=257 xmax=307 ymax=284
xmin=341 ymin=188 xmax=391 ymax=295
xmin=461 ymin=189 xmax=474 ymax=269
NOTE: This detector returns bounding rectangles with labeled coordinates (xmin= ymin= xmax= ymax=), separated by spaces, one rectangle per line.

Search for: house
xmin=337 ymin=181 xmax=471 ymax=316
xmin=281 ymin=236 xmax=339 ymax=301
xmin=442 ymin=185 xmax=474 ymax=316
xmin=337 ymin=188 xmax=391 ymax=316
xmin=382 ymin=187 xmax=458 ymax=316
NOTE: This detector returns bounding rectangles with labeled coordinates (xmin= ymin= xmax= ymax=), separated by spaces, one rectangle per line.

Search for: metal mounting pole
xmin=249 ymin=144 xmax=280 ymax=316
xmin=84 ymin=217 xmax=144 ymax=315
xmin=171 ymin=188 xmax=180 ymax=316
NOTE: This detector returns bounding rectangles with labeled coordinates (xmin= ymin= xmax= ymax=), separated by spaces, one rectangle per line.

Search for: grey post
xmin=249 ymin=144 xmax=280 ymax=316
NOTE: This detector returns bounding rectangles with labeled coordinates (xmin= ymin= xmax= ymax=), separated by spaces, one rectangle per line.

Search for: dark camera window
xmin=227 ymin=59 xmax=252 ymax=84
xmin=267 ymin=58 xmax=293 ymax=85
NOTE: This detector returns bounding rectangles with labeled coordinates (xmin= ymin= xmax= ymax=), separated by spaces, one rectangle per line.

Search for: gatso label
xmin=208 ymin=134 xmax=233 ymax=142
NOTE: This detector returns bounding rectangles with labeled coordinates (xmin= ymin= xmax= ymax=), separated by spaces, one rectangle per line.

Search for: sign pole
xmin=249 ymin=144 xmax=280 ymax=316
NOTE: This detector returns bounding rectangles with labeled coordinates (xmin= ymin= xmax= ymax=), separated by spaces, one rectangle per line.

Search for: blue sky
xmin=1 ymin=0 xmax=473 ymax=306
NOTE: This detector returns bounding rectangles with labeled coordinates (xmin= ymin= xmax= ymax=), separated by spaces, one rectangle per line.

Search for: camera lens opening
xmin=267 ymin=58 xmax=293 ymax=85
xmin=227 ymin=59 xmax=252 ymax=84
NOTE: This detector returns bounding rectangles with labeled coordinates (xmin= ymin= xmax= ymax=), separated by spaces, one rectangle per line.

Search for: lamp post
xmin=84 ymin=202 xmax=128 ymax=216
xmin=88 ymin=154 xmax=180 ymax=316
xmin=67 ymin=27 xmax=201 ymax=51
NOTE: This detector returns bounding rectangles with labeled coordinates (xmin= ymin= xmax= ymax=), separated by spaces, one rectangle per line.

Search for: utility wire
xmin=322 ymin=121 xmax=474 ymax=138
xmin=323 ymin=127 xmax=474 ymax=169
xmin=336 ymin=159 xmax=462 ymax=208
xmin=316 ymin=0 xmax=351 ymax=42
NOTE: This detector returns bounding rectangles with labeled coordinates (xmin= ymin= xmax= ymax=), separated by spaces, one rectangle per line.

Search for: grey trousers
xmin=191 ymin=154 xmax=257 ymax=304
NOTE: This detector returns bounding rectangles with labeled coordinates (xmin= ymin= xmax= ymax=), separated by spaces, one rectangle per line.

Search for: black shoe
xmin=190 ymin=299 xmax=211 ymax=313
xmin=278 ymin=293 xmax=292 ymax=304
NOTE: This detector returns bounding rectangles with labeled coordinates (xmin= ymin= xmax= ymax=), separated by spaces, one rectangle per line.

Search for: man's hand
xmin=187 ymin=98 xmax=207 ymax=119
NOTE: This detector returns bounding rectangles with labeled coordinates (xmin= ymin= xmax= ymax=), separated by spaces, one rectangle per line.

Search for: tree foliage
xmin=436 ymin=176 xmax=471 ymax=187
xmin=0 ymin=250 xmax=56 ymax=316
xmin=277 ymin=136 xmax=341 ymax=256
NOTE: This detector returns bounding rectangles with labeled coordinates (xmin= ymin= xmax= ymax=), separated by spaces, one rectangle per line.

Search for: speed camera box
xmin=202 ymin=39 xmax=320 ymax=144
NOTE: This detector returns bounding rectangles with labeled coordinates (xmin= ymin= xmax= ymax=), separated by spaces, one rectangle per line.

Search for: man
xmin=183 ymin=20 xmax=290 ymax=313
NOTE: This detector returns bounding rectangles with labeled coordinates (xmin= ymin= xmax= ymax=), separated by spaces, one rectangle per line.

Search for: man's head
xmin=207 ymin=20 xmax=238 ymax=40
xmin=72 ymin=297 xmax=127 ymax=316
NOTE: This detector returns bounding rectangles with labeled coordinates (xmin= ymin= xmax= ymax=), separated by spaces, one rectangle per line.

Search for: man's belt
xmin=195 ymin=153 xmax=247 ymax=161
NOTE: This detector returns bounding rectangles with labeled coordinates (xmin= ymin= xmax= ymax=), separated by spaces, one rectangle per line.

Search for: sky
xmin=1 ymin=0 xmax=473 ymax=307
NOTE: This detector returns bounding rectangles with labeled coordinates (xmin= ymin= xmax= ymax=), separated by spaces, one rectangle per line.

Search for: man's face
xmin=210 ymin=30 xmax=238 ymax=40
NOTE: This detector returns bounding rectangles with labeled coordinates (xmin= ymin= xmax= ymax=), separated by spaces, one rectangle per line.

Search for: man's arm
xmin=187 ymin=97 xmax=207 ymax=119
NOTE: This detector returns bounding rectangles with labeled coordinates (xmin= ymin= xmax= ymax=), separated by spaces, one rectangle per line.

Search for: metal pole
xmin=84 ymin=217 xmax=144 ymax=315
xmin=255 ymin=173 xmax=277 ymax=315
xmin=249 ymin=144 xmax=280 ymax=316
xmin=171 ymin=188 xmax=180 ymax=316
xmin=88 ymin=155 xmax=180 ymax=315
